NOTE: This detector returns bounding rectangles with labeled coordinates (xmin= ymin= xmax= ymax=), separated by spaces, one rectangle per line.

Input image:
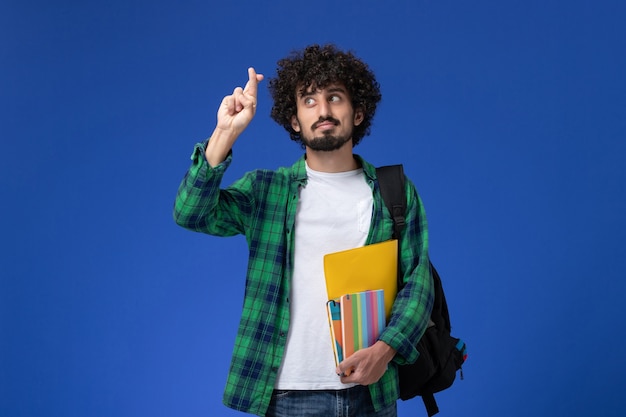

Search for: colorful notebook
xmin=326 ymin=299 xmax=344 ymax=364
xmin=326 ymin=289 xmax=386 ymax=365
xmin=340 ymin=289 xmax=386 ymax=359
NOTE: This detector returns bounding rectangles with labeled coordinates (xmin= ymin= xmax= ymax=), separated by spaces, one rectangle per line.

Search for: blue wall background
xmin=2 ymin=1 xmax=625 ymax=416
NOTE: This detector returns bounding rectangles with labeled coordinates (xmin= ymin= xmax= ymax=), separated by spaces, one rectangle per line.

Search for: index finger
xmin=244 ymin=67 xmax=264 ymax=97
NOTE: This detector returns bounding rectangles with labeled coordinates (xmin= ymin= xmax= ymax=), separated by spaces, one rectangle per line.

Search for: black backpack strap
xmin=377 ymin=164 xmax=442 ymax=417
xmin=376 ymin=164 xmax=407 ymax=240
xmin=422 ymin=393 xmax=439 ymax=417
xmin=376 ymin=165 xmax=407 ymax=289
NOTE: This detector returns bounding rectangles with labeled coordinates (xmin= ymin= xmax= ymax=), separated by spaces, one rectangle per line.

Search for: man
xmin=174 ymin=44 xmax=433 ymax=417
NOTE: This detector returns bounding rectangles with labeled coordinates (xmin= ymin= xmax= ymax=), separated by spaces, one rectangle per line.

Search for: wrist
xmin=205 ymin=128 xmax=238 ymax=167
xmin=374 ymin=340 xmax=397 ymax=364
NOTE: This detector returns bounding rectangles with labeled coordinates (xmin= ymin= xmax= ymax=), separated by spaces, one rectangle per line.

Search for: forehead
xmin=297 ymin=82 xmax=348 ymax=97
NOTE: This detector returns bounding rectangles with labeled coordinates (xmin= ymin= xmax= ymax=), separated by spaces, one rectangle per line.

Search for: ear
xmin=353 ymin=108 xmax=364 ymax=126
xmin=291 ymin=115 xmax=301 ymax=132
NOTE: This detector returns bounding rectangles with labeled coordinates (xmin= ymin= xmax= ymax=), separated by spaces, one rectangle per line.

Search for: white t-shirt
xmin=274 ymin=164 xmax=373 ymax=390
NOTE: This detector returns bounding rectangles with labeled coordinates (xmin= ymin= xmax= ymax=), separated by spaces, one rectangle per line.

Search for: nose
xmin=318 ymin=99 xmax=331 ymax=118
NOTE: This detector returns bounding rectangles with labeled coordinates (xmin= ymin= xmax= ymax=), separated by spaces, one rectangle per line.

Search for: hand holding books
xmin=336 ymin=339 xmax=397 ymax=386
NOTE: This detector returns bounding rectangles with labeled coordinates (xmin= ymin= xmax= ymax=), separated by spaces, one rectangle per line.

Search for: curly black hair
xmin=268 ymin=44 xmax=382 ymax=147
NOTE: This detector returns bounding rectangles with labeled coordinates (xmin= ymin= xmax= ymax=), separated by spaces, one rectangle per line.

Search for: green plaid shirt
xmin=173 ymin=142 xmax=433 ymax=416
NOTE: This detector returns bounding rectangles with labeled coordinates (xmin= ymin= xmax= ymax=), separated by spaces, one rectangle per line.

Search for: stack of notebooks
xmin=323 ymin=240 xmax=398 ymax=365
xmin=326 ymin=289 xmax=386 ymax=364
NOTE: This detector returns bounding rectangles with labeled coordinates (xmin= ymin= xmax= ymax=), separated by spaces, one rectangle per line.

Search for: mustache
xmin=312 ymin=117 xmax=340 ymax=130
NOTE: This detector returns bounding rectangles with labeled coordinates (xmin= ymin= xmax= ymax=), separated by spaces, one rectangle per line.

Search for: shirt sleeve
xmin=172 ymin=141 xmax=251 ymax=237
xmin=378 ymin=182 xmax=434 ymax=365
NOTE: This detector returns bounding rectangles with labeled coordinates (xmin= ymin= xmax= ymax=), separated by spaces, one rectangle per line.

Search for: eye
xmin=304 ymin=97 xmax=315 ymax=106
xmin=329 ymin=95 xmax=341 ymax=102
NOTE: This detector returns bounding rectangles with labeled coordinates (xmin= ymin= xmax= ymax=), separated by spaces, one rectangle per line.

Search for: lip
xmin=315 ymin=121 xmax=337 ymax=130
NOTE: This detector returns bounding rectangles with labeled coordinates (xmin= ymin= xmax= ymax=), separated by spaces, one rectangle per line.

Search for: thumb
xmin=336 ymin=357 xmax=356 ymax=377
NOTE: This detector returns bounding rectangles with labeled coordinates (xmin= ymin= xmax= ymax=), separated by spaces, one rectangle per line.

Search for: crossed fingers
xmin=222 ymin=68 xmax=264 ymax=114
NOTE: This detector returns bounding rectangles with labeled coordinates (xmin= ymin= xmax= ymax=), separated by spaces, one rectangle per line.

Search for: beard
xmin=302 ymin=132 xmax=352 ymax=151
xmin=299 ymin=117 xmax=353 ymax=151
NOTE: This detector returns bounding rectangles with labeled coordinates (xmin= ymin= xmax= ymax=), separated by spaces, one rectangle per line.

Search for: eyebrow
xmin=326 ymin=86 xmax=348 ymax=95
xmin=298 ymin=85 xmax=348 ymax=98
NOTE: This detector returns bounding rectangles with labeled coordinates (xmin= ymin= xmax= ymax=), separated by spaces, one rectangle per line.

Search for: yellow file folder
xmin=324 ymin=239 xmax=398 ymax=320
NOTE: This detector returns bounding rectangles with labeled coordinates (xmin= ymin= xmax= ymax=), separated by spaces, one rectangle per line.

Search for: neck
xmin=305 ymin=142 xmax=358 ymax=172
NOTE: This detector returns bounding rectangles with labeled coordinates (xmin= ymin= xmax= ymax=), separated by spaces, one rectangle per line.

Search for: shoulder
xmin=235 ymin=157 xmax=306 ymax=189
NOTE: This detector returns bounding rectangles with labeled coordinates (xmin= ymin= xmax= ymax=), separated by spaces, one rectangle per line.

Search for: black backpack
xmin=377 ymin=165 xmax=467 ymax=417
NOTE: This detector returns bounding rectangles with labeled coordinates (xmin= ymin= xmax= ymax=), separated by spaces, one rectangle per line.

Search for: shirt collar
xmin=290 ymin=154 xmax=376 ymax=183
xmin=290 ymin=154 xmax=308 ymax=182
xmin=356 ymin=154 xmax=377 ymax=182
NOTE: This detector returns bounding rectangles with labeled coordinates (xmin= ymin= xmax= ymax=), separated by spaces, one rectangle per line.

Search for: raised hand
xmin=206 ymin=67 xmax=264 ymax=166
xmin=216 ymin=67 xmax=264 ymax=137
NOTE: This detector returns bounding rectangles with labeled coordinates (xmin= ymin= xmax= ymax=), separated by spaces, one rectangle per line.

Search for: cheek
xmin=296 ymin=112 xmax=315 ymax=129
